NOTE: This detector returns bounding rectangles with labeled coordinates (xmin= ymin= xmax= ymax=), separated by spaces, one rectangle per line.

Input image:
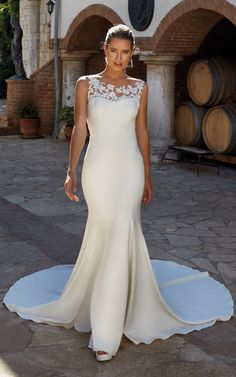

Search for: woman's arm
xmin=64 ymin=76 xmax=88 ymax=201
xmin=135 ymin=81 xmax=153 ymax=204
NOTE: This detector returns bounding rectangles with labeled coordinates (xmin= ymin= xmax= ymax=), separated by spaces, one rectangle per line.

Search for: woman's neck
xmin=100 ymin=67 xmax=127 ymax=80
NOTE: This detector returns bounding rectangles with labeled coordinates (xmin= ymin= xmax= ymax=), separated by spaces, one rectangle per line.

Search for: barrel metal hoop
xmin=223 ymin=104 xmax=236 ymax=153
xmin=208 ymin=59 xmax=221 ymax=106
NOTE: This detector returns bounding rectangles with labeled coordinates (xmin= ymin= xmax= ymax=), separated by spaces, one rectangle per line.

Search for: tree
xmin=0 ymin=0 xmax=14 ymax=97
xmin=8 ymin=0 xmax=27 ymax=80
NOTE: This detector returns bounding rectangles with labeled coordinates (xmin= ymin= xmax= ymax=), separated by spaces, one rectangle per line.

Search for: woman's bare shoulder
xmin=74 ymin=76 xmax=91 ymax=94
xmin=76 ymin=75 xmax=90 ymax=84
xmin=126 ymin=76 xmax=146 ymax=84
xmin=75 ymin=74 xmax=102 ymax=88
xmin=77 ymin=74 xmax=101 ymax=81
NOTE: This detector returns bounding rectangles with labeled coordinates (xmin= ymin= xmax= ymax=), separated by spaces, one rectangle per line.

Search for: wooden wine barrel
xmin=202 ymin=103 xmax=236 ymax=154
xmin=187 ymin=57 xmax=236 ymax=106
xmin=174 ymin=101 xmax=207 ymax=146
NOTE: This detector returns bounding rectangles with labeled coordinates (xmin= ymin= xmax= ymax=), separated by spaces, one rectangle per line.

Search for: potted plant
xmin=19 ymin=104 xmax=41 ymax=138
xmin=59 ymin=105 xmax=74 ymax=142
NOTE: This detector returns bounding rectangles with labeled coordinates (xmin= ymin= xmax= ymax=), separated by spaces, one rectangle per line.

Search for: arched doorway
xmin=141 ymin=0 xmax=236 ymax=160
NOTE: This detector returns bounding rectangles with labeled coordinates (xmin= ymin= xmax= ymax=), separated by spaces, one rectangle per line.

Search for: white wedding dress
xmin=3 ymin=76 xmax=234 ymax=356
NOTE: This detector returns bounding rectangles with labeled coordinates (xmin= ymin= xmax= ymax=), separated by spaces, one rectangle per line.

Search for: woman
xmin=3 ymin=24 xmax=234 ymax=362
xmin=64 ymin=25 xmax=152 ymax=361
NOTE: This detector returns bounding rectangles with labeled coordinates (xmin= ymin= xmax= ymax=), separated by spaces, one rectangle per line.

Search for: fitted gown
xmin=3 ymin=76 xmax=234 ymax=356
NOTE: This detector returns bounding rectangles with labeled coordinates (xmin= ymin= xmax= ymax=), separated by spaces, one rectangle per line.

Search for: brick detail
xmin=54 ymin=0 xmax=236 ymax=55
xmin=30 ymin=59 xmax=62 ymax=135
xmin=5 ymin=59 xmax=63 ymax=135
xmin=0 ymin=114 xmax=8 ymax=128
xmin=59 ymin=4 xmax=124 ymax=51
xmin=153 ymin=0 xmax=236 ymax=55
xmin=5 ymin=80 xmax=34 ymax=131
xmin=48 ymin=4 xmax=154 ymax=53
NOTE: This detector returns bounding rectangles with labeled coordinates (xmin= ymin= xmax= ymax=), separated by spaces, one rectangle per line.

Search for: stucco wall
xmin=53 ymin=0 xmax=180 ymax=38
xmin=20 ymin=0 xmax=236 ymax=74
xmin=52 ymin=0 xmax=236 ymax=38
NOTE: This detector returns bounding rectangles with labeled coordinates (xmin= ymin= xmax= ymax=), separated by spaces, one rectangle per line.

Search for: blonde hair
xmin=102 ymin=24 xmax=140 ymax=54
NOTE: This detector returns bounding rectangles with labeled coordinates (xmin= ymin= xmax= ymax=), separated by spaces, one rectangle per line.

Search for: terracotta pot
xmin=64 ymin=125 xmax=73 ymax=142
xmin=20 ymin=118 xmax=41 ymax=138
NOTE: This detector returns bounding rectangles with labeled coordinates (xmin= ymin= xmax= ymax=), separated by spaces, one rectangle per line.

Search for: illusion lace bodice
xmin=87 ymin=76 xmax=145 ymax=102
xmin=85 ymin=75 xmax=145 ymax=159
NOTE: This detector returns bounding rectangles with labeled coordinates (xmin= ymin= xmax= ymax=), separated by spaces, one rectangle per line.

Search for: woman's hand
xmin=64 ymin=170 xmax=80 ymax=202
xmin=142 ymin=177 xmax=153 ymax=205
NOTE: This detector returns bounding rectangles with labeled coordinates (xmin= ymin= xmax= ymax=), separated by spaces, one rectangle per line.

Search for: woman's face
xmin=103 ymin=38 xmax=133 ymax=71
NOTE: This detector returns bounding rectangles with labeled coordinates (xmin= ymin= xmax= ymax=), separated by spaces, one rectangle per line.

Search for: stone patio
xmin=0 ymin=135 xmax=235 ymax=377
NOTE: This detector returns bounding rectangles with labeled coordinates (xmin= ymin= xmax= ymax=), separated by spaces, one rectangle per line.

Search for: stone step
xmin=0 ymin=114 xmax=7 ymax=128
xmin=0 ymin=121 xmax=20 ymax=136
xmin=0 ymin=128 xmax=20 ymax=136
xmin=0 ymin=112 xmax=20 ymax=135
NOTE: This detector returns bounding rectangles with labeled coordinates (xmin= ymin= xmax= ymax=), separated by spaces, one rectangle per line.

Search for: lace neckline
xmin=92 ymin=77 xmax=141 ymax=90
xmin=88 ymin=76 xmax=144 ymax=102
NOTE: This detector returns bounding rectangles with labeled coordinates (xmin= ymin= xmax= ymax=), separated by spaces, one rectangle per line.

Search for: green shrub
xmin=0 ymin=1 xmax=14 ymax=98
xmin=0 ymin=59 xmax=14 ymax=98
xmin=59 ymin=106 xmax=74 ymax=127
xmin=20 ymin=104 xmax=39 ymax=119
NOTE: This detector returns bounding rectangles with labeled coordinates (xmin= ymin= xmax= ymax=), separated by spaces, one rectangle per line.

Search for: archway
xmin=142 ymin=0 xmax=236 ymax=160
xmin=153 ymin=0 xmax=236 ymax=55
xmin=63 ymin=4 xmax=123 ymax=51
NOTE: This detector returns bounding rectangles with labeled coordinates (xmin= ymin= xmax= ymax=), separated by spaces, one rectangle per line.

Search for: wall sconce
xmin=46 ymin=0 xmax=55 ymax=15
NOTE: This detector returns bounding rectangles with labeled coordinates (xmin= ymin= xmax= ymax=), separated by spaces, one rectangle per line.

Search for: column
xmin=28 ymin=0 xmax=41 ymax=74
xmin=139 ymin=54 xmax=183 ymax=163
xmin=61 ymin=51 xmax=92 ymax=106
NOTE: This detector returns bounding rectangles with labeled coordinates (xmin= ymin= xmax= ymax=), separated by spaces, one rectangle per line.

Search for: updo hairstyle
xmin=101 ymin=24 xmax=140 ymax=55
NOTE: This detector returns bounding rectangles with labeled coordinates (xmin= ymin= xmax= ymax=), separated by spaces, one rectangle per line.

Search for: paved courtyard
xmin=0 ymin=135 xmax=236 ymax=377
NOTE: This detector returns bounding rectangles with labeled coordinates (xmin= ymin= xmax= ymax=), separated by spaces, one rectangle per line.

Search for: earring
xmin=105 ymin=56 xmax=108 ymax=65
xmin=127 ymin=58 xmax=133 ymax=69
